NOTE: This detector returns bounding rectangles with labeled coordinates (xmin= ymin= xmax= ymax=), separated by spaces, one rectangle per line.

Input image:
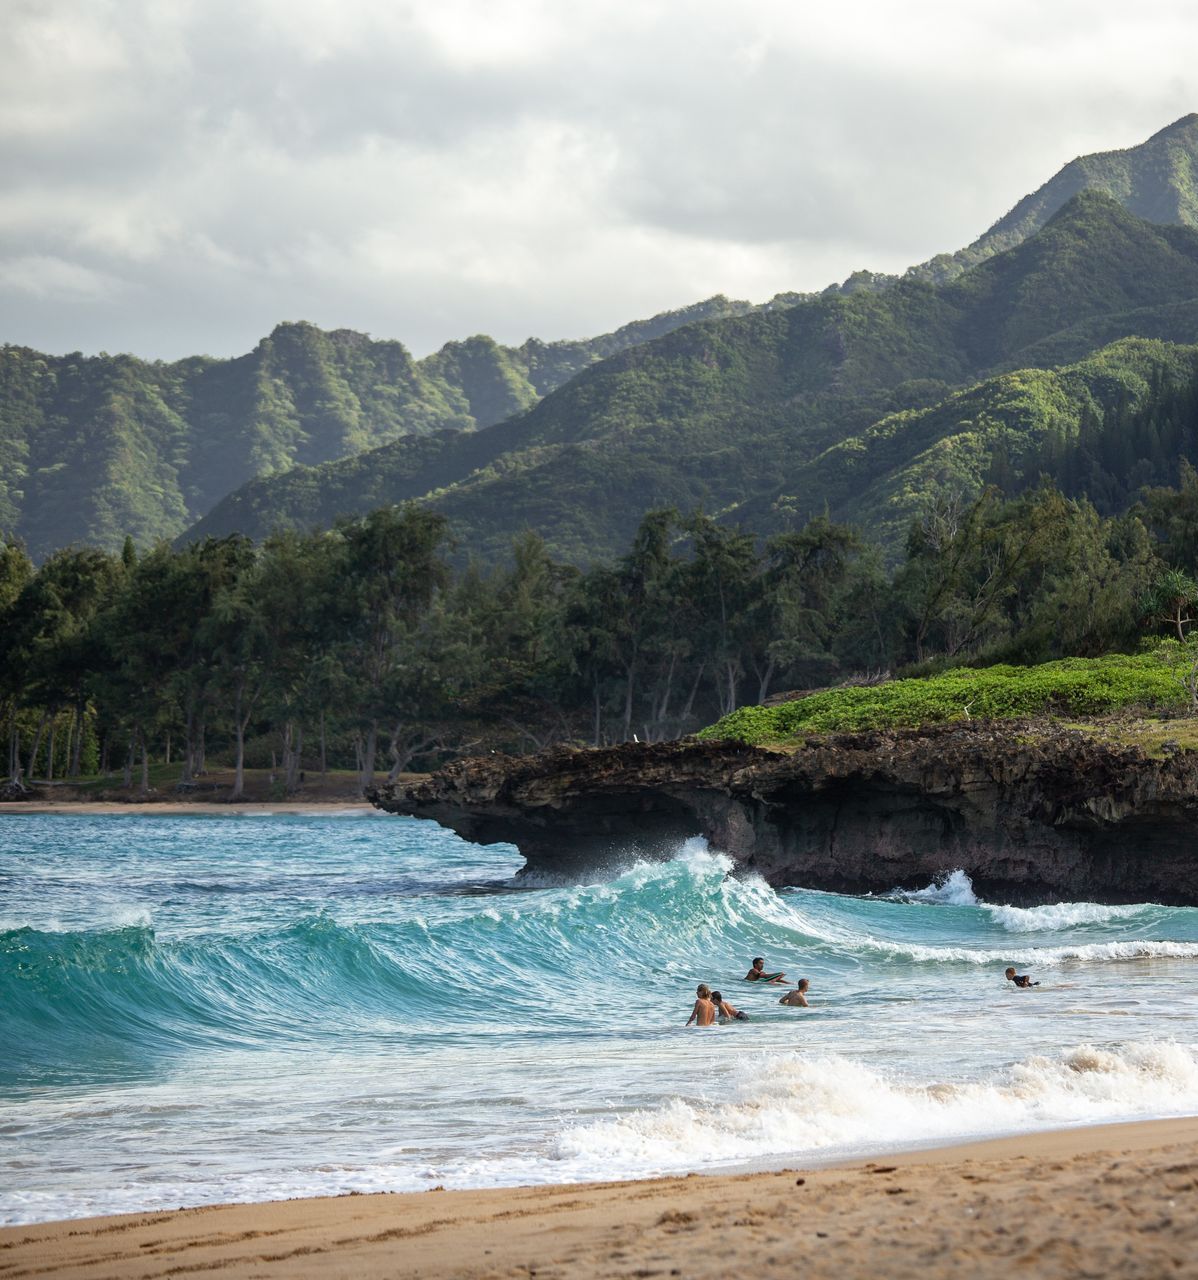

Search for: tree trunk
xmin=140 ymin=733 xmax=150 ymax=794
xmin=756 ymin=657 xmax=776 ymax=706
xmin=164 ymin=731 xmax=171 ymax=767
xmin=622 ymin=661 xmax=636 ymax=742
xmin=28 ymin=709 xmax=49 ymax=782
xmin=9 ymin=725 xmax=20 ymax=784
xmin=232 ymin=686 xmax=246 ymax=801
xmin=721 ymin=660 xmax=739 ymax=716
xmin=61 ymin=714 xmax=74 ymax=780
xmin=99 ymin=732 xmax=110 ymax=777
xmin=592 ymin=679 xmax=602 ymax=748
xmin=358 ymin=720 xmax=379 ymax=794
xmin=680 ymin=662 xmax=705 ymax=726
xmin=182 ymin=702 xmax=195 ymax=783
xmin=122 ymin=735 xmax=134 ymax=789
xmin=284 ymin=722 xmax=303 ymax=793
xmin=386 ymin=722 xmax=432 ymax=783
xmin=386 ymin=719 xmax=406 ymax=784
xmin=69 ymin=699 xmax=84 ymax=779
xmin=46 ymin=720 xmax=56 ymax=782
xmin=319 ymin=711 xmax=328 ymax=779
xmin=196 ymin=720 xmax=206 ymax=776
xmin=651 ymin=653 xmax=677 ymax=738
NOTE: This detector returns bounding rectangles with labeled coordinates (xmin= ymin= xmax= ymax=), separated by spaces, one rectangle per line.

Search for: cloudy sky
xmin=2 ymin=0 xmax=1196 ymax=361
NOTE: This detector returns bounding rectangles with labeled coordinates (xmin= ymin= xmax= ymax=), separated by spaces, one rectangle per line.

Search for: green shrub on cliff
xmin=697 ymin=653 xmax=1188 ymax=744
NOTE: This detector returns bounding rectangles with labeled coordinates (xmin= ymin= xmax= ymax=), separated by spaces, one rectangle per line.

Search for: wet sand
xmin=3 ymin=1118 xmax=1197 ymax=1279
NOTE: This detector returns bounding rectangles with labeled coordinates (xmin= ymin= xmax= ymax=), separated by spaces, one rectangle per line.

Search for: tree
xmin=0 ymin=540 xmax=34 ymax=783
xmin=337 ymin=506 xmax=451 ymax=792
xmin=685 ymin=515 xmax=757 ymax=718
xmin=753 ymin=516 xmax=860 ymax=700
xmin=5 ymin=546 xmax=120 ymax=782
xmin=1143 ymin=567 xmax=1198 ymax=642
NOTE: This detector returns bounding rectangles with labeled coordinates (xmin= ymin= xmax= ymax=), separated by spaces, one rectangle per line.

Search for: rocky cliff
xmin=367 ymin=722 xmax=1198 ymax=905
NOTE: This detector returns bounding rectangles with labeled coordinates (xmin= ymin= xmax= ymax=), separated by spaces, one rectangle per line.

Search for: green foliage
xmin=2 ymin=299 xmax=754 ymax=562
xmin=698 ymin=653 xmax=1189 ymax=744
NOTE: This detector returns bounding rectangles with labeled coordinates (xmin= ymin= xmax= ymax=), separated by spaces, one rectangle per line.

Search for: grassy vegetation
xmin=697 ymin=653 xmax=1192 ymax=745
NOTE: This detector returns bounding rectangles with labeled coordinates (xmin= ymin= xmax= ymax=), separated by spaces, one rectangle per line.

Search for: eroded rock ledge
xmin=367 ymin=722 xmax=1198 ymax=905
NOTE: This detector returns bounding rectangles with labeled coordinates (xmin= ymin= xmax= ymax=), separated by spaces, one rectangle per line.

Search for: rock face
xmin=367 ymin=723 xmax=1198 ymax=905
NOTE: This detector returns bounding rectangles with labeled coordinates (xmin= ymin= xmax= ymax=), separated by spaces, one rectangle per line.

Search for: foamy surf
xmin=553 ymin=1042 xmax=1198 ymax=1176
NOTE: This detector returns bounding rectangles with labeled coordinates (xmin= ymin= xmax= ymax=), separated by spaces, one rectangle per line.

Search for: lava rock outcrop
xmin=368 ymin=722 xmax=1198 ymax=905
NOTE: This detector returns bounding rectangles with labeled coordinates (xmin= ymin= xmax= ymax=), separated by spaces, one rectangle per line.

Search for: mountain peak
xmin=903 ymin=115 xmax=1198 ymax=289
xmin=1146 ymin=112 xmax=1198 ymax=143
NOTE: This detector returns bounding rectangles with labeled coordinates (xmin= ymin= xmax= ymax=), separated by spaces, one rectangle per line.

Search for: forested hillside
xmin=0 ymin=297 xmax=754 ymax=559
xmin=6 ymin=117 xmax=1198 ymax=564
xmin=190 ymin=194 xmax=1198 ymax=563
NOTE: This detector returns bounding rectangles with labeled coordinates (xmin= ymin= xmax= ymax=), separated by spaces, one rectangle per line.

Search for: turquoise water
xmin=2 ymin=811 xmax=1197 ymax=1225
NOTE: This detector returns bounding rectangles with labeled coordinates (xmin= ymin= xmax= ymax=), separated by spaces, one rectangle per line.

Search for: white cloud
xmin=0 ymin=254 xmax=127 ymax=301
xmin=0 ymin=0 xmax=1196 ymax=359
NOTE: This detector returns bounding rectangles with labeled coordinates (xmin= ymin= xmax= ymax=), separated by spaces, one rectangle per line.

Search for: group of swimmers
xmin=687 ymin=958 xmax=1040 ymax=1025
xmin=686 ymin=957 xmax=811 ymax=1026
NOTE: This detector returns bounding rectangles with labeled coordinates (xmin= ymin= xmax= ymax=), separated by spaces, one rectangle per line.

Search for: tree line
xmin=4 ymin=479 xmax=1198 ymax=796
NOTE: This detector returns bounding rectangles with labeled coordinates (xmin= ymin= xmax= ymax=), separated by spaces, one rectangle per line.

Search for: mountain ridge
xmin=0 ymin=295 xmax=754 ymax=559
xmin=7 ymin=115 xmax=1198 ymax=560
xmin=186 ymin=192 xmax=1198 ymax=563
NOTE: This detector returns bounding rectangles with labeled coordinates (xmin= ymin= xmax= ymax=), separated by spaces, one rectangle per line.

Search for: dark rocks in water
xmin=367 ymin=722 xmax=1198 ymax=906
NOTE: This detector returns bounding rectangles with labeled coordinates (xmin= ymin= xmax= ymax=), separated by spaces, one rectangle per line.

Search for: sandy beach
xmin=3 ymin=1119 xmax=1196 ymax=1279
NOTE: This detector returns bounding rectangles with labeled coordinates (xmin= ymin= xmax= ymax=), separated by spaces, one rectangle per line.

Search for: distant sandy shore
xmin=0 ymin=800 xmax=376 ymax=815
xmin=4 ymin=1118 xmax=1197 ymax=1279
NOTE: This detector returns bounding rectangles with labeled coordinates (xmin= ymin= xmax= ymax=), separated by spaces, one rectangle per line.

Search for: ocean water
xmin=2 ymin=812 xmax=1197 ymax=1226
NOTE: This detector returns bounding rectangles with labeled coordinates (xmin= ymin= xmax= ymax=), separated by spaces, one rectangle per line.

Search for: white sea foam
xmin=553 ymin=1041 xmax=1198 ymax=1174
xmin=892 ymin=869 xmax=1188 ymax=943
xmin=9 ymin=1042 xmax=1192 ymax=1227
xmin=859 ymin=934 xmax=1198 ymax=966
xmin=0 ymin=906 xmax=152 ymax=934
xmin=985 ymin=900 xmax=1158 ymax=932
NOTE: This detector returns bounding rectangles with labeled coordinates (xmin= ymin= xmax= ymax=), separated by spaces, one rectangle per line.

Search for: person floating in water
xmin=779 ymin=978 xmax=811 ymax=1007
xmin=1005 ymin=967 xmax=1040 ymax=988
xmin=686 ymin=983 xmax=718 ymax=1026
xmin=711 ymin=991 xmax=750 ymax=1022
xmin=744 ymin=957 xmax=787 ymax=984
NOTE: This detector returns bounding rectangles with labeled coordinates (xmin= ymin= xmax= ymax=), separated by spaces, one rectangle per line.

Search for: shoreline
xmin=0 ymin=800 xmax=378 ymax=815
xmin=5 ymin=1117 xmax=1197 ymax=1277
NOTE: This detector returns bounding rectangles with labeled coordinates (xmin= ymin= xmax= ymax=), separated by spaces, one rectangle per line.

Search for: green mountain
xmin=908 ymin=113 xmax=1198 ymax=285
xmin=9 ymin=116 xmax=1198 ymax=562
xmin=187 ymin=193 xmax=1198 ymax=563
xmin=0 ymin=296 xmax=754 ymax=559
xmin=773 ymin=336 xmax=1198 ymax=553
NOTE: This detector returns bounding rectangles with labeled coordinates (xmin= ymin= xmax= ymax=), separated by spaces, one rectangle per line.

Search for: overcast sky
xmin=2 ymin=0 xmax=1196 ymax=361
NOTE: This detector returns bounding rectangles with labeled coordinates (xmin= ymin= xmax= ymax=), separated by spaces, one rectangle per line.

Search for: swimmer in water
xmin=711 ymin=991 xmax=750 ymax=1022
xmin=1005 ymin=967 xmax=1040 ymax=988
xmin=744 ymin=957 xmax=787 ymax=984
xmin=779 ymin=978 xmax=810 ymax=1007
xmin=686 ymin=983 xmax=718 ymax=1026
